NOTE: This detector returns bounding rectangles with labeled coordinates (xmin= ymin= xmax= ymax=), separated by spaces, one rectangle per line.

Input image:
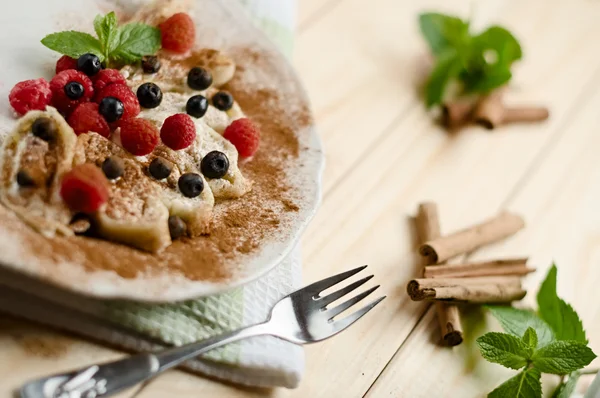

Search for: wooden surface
xmin=2 ymin=0 xmax=600 ymax=396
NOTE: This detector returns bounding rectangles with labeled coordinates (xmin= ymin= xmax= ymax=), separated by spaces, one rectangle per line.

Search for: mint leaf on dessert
xmin=531 ymin=341 xmax=596 ymax=374
xmin=418 ymin=13 xmax=469 ymax=56
xmin=425 ymin=50 xmax=462 ymax=107
xmin=552 ymin=371 xmax=581 ymax=398
xmin=537 ymin=264 xmax=587 ymax=343
xmin=112 ymin=23 xmax=161 ymax=63
xmin=488 ymin=368 xmax=542 ymax=398
xmin=41 ymin=31 xmax=104 ymax=61
xmin=94 ymin=12 xmax=120 ymax=59
xmin=486 ymin=306 xmax=554 ymax=348
xmin=521 ymin=327 xmax=537 ymax=349
xmin=476 ymin=332 xmax=531 ymax=369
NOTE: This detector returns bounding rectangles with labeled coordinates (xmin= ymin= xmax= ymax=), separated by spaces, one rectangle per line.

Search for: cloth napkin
xmin=0 ymin=0 xmax=306 ymax=389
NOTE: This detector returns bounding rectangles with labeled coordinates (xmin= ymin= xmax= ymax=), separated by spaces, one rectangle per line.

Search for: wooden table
xmin=2 ymin=0 xmax=600 ymax=396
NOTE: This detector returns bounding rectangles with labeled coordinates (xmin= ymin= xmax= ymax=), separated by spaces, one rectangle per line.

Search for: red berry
xmin=67 ymin=102 xmax=110 ymax=138
xmin=8 ymin=78 xmax=52 ymax=116
xmin=60 ymin=163 xmax=110 ymax=213
xmin=55 ymin=55 xmax=78 ymax=74
xmin=92 ymin=69 xmax=127 ymax=96
xmin=95 ymin=84 xmax=140 ymax=121
xmin=50 ymin=70 xmax=94 ymax=114
xmin=160 ymin=113 xmax=196 ymax=150
xmin=223 ymin=118 xmax=260 ymax=158
xmin=119 ymin=118 xmax=160 ymax=156
xmin=159 ymin=13 xmax=195 ymax=54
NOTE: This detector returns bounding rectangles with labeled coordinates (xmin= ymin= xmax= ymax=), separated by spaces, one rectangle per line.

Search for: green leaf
xmin=537 ymin=265 xmax=587 ymax=343
xmin=552 ymin=371 xmax=581 ymax=398
xmin=41 ymin=31 xmax=104 ymax=60
xmin=112 ymin=23 xmax=161 ymax=63
xmin=487 ymin=306 xmax=554 ymax=348
xmin=532 ymin=341 xmax=596 ymax=374
xmin=476 ymin=332 xmax=531 ymax=369
xmin=463 ymin=63 xmax=511 ymax=93
xmin=473 ymin=25 xmax=522 ymax=66
xmin=418 ymin=12 xmax=469 ymax=55
xmin=488 ymin=368 xmax=542 ymax=398
xmin=522 ymin=327 xmax=537 ymax=349
xmin=424 ymin=50 xmax=462 ymax=107
xmin=94 ymin=12 xmax=120 ymax=58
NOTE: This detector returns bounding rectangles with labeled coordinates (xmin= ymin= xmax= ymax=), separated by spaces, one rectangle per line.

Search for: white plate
xmin=0 ymin=0 xmax=323 ymax=302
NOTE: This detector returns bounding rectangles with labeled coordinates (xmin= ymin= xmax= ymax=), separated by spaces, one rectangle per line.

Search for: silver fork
xmin=20 ymin=265 xmax=385 ymax=398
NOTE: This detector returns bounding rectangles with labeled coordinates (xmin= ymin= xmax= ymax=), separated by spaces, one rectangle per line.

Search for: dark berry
xmin=178 ymin=173 xmax=204 ymax=197
xmin=136 ymin=83 xmax=163 ymax=109
xmin=148 ymin=157 xmax=172 ymax=180
xmin=201 ymin=151 xmax=229 ymax=179
xmin=186 ymin=95 xmax=208 ymax=118
xmin=187 ymin=67 xmax=213 ymax=90
xmin=101 ymin=156 xmax=124 ymax=180
xmin=31 ymin=117 xmax=57 ymax=141
xmin=212 ymin=91 xmax=234 ymax=111
xmin=142 ymin=56 xmax=161 ymax=74
xmin=16 ymin=169 xmax=35 ymax=187
xmin=64 ymin=81 xmax=85 ymax=100
xmin=168 ymin=215 xmax=187 ymax=239
xmin=98 ymin=96 xmax=124 ymax=123
xmin=77 ymin=53 xmax=102 ymax=77
xmin=100 ymin=61 xmax=107 ymax=70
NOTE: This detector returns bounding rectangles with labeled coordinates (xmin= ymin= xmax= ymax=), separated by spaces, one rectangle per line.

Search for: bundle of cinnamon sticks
xmin=407 ymin=203 xmax=534 ymax=346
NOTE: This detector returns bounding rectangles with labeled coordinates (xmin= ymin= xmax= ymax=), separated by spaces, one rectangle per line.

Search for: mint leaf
xmin=94 ymin=12 xmax=120 ymax=59
xmin=425 ymin=50 xmax=462 ymax=107
xmin=112 ymin=23 xmax=161 ymax=63
xmin=522 ymin=327 xmax=537 ymax=349
xmin=552 ymin=371 xmax=581 ymax=398
xmin=41 ymin=31 xmax=104 ymax=60
xmin=476 ymin=332 xmax=531 ymax=369
xmin=418 ymin=13 xmax=469 ymax=55
xmin=473 ymin=26 xmax=522 ymax=66
xmin=537 ymin=265 xmax=587 ymax=343
xmin=489 ymin=368 xmax=542 ymax=398
xmin=487 ymin=306 xmax=554 ymax=348
xmin=532 ymin=340 xmax=596 ymax=374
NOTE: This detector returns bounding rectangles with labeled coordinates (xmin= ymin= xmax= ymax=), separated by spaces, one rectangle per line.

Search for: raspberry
xmin=92 ymin=69 xmax=127 ymax=96
xmin=223 ymin=118 xmax=260 ymax=158
xmin=8 ymin=78 xmax=52 ymax=116
xmin=159 ymin=13 xmax=195 ymax=54
xmin=160 ymin=113 xmax=196 ymax=150
xmin=50 ymin=70 xmax=94 ymax=114
xmin=60 ymin=163 xmax=110 ymax=213
xmin=95 ymin=84 xmax=140 ymax=120
xmin=55 ymin=55 xmax=78 ymax=74
xmin=67 ymin=103 xmax=110 ymax=138
xmin=119 ymin=118 xmax=160 ymax=156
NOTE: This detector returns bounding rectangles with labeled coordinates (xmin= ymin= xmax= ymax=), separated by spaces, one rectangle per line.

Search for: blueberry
xmin=77 ymin=53 xmax=102 ymax=77
xmin=31 ymin=117 xmax=56 ymax=141
xmin=187 ymin=67 xmax=213 ymax=90
xmin=148 ymin=157 xmax=172 ymax=180
xmin=64 ymin=82 xmax=84 ymax=100
xmin=168 ymin=215 xmax=187 ymax=239
xmin=16 ymin=169 xmax=35 ymax=187
xmin=212 ymin=91 xmax=234 ymax=111
xmin=201 ymin=151 xmax=229 ymax=179
xmin=186 ymin=95 xmax=208 ymax=118
xmin=102 ymin=156 xmax=124 ymax=180
xmin=99 ymin=97 xmax=124 ymax=123
xmin=178 ymin=173 xmax=204 ymax=198
xmin=136 ymin=83 xmax=163 ymax=109
xmin=142 ymin=56 xmax=161 ymax=74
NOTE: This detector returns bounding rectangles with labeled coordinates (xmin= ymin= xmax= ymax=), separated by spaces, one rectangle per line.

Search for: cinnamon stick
xmin=424 ymin=258 xmax=534 ymax=279
xmin=441 ymin=100 xmax=475 ymax=130
xmin=474 ymin=91 xmax=549 ymax=129
xmin=415 ymin=202 xmax=463 ymax=346
xmin=407 ymin=276 xmax=526 ymax=303
xmin=419 ymin=212 xmax=525 ymax=264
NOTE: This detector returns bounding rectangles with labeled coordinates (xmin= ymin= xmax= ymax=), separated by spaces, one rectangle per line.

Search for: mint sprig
xmin=41 ymin=12 xmax=160 ymax=67
xmin=418 ymin=12 xmax=522 ymax=107
xmin=476 ymin=264 xmax=596 ymax=398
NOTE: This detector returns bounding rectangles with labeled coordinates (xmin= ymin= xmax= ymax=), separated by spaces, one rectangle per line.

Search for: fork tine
xmin=303 ymin=265 xmax=368 ymax=296
xmin=319 ymin=275 xmax=374 ymax=307
xmin=331 ymin=296 xmax=386 ymax=334
xmin=326 ymin=285 xmax=380 ymax=319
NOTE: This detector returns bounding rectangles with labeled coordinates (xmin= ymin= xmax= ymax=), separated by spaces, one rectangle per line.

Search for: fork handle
xmin=20 ymin=323 xmax=269 ymax=398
